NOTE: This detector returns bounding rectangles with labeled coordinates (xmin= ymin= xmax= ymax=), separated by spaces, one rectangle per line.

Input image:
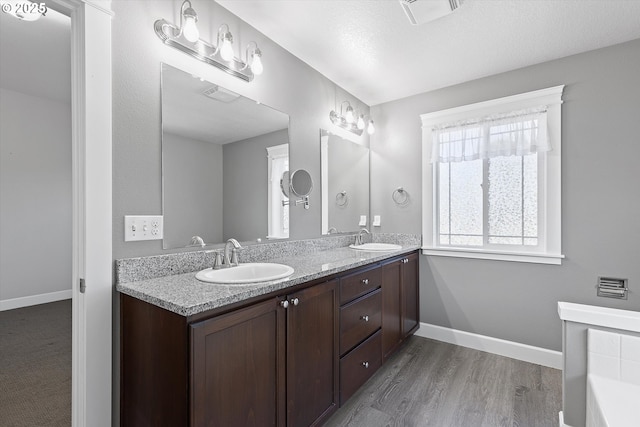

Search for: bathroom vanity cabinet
xmin=120 ymin=251 xmax=419 ymax=427
xmin=381 ymin=252 xmax=419 ymax=361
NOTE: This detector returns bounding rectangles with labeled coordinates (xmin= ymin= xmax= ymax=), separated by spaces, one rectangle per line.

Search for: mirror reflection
xmin=320 ymin=129 xmax=370 ymax=234
xmin=161 ymin=63 xmax=290 ymax=248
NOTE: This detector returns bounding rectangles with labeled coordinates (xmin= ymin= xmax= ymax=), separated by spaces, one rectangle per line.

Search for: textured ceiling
xmin=218 ymin=0 xmax=640 ymax=106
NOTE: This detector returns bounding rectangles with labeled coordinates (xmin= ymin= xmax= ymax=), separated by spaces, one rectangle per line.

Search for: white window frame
xmin=421 ymin=86 xmax=565 ymax=265
xmin=266 ymin=143 xmax=289 ymax=239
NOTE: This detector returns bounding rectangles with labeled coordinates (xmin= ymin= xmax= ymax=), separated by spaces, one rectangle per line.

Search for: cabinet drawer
xmin=340 ymin=266 xmax=381 ymax=304
xmin=340 ymin=289 xmax=382 ymax=355
xmin=340 ymin=330 xmax=382 ymax=405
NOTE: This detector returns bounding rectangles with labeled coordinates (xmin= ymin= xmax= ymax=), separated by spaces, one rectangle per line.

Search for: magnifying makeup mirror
xmin=289 ymin=169 xmax=313 ymax=209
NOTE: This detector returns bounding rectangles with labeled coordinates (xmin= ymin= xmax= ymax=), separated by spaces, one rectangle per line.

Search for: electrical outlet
xmin=124 ymin=215 xmax=163 ymax=242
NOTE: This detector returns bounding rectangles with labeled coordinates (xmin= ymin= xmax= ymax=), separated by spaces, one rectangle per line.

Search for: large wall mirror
xmin=320 ymin=129 xmax=370 ymax=234
xmin=161 ymin=63 xmax=290 ymax=249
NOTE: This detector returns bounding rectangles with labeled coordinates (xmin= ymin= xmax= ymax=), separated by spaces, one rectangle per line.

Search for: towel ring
xmin=336 ymin=190 xmax=348 ymax=207
xmin=392 ymin=187 xmax=409 ymax=206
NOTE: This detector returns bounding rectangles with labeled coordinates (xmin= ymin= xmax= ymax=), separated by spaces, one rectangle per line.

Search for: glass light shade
xmin=182 ymin=16 xmax=199 ymax=42
xmin=357 ymin=116 xmax=365 ymax=130
xmin=345 ymin=106 xmax=354 ymax=124
xmin=251 ymin=53 xmax=263 ymax=75
xmin=367 ymin=120 xmax=375 ymax=135
xmin=220 ymin=38 xmax=234 ymax=61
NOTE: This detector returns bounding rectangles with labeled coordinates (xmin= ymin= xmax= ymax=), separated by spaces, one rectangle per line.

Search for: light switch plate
xmin=359 ymin=215 xmax=367 ymax=226
xmin=124 ymin=215 xmax=163 ymax=241
xmin=373 ymin=215 xmax=381 ymax=227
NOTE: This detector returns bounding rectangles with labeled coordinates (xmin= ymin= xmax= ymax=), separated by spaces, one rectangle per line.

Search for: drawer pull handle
xmin=362 ymin=361 xmax=369 ymax=368
xmin=280 ymin=300 xmax=289 ymax=309
xmin=361 ymin=315 xmax=369 ymax=322
xmin=290 ymin=297 xmax=300 ymax=306
xmin=362 ymin=278 xmax=369 ymax=285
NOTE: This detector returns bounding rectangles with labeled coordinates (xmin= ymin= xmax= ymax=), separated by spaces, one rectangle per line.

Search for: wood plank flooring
xmin=325 ymin=335 xmax=562 ymax=427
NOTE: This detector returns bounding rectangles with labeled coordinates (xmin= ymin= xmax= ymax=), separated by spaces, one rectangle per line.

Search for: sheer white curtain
xmin=431 ymin=107 xmax=550 ymax=163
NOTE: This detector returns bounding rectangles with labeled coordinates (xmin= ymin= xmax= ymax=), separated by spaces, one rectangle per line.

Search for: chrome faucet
xmin=355 ymin=228 xmax=370 ymax=245
xmin=223 ymin=238 xmax=243 ymax=267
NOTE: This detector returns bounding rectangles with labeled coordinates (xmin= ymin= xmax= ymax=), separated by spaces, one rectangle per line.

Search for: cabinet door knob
xmin=280 ymin=300 xmax=289 ymax=309
xmin=362 ymin=361 xmax=369 ymax=368
xmin=362 ymin=278 xmax=369 ymax=285
xmin=361 ymin=315 xmax=369 ymax=322
xmin=290 ymin=297 xmax=299 ymax=306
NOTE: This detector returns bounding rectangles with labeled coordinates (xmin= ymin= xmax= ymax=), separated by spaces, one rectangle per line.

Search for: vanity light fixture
xmin=329 ymin=102 xmax=375 ymax=136
xmin=154 ymin=0 xmax=264 ymax=82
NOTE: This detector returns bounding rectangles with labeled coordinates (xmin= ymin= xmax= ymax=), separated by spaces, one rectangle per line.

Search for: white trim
xmin=0 ymin=290 xmax=72 ymax=311
xmin=415 ymin=322 xmax=563 ymax=369
xmin=422 ymin=246 xmax=564 ymax=265
xmin=54 ymin=1 xmax=113 ymax=426
xmin=421 ymin=86 xmax=564 ymax=263
xmin=559 ymin=411 xmax=571 ymax=427
xmin=558 ymin=302 xmax=640 ymax=334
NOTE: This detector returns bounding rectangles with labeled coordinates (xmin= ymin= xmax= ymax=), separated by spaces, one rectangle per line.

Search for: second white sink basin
xmin=196 ymin=263 xmax=294 ymax=284
xmin=349 ymin=243 xmax=402 ymax=252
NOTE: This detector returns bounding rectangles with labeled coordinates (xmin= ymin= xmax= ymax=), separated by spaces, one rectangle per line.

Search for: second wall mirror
xmin=320 ymin=129 xmax=370 ymax=234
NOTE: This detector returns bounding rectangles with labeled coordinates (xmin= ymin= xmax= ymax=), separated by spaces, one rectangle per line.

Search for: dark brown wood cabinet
xmin=286 ymin=280 xmax=339 ymax=427
xmin=120 ymin=251 xmax=419 ymax=426
xmin=190 ymin=297 xmax=286 ymax=426
xmin=191 ymin=280 xmax=339 ymax=427
xmin=381 ymin=252 xmax=420 ymax=362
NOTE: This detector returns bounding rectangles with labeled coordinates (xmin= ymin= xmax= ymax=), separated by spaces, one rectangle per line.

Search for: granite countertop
xmin=116 ymin=245 xmax=420 ymax=317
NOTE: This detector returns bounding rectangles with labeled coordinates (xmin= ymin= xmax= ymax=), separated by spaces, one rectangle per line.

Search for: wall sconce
xmin=329 ymin=101 xmax=375 ymax=136
xmin=154 ymin=0 xmax=264 ymax=82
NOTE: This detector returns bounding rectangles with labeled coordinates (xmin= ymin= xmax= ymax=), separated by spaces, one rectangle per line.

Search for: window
xmin=421 ymin=86 xmax=564 ymax=264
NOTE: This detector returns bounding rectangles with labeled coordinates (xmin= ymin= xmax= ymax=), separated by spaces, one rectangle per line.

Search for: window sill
xmin=421 ymin=247 xmax=564 ymax=265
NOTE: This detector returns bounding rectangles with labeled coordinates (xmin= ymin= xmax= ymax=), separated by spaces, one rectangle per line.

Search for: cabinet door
xmin=287 ymin=279 xmax=339 ymax=427
xmin=381 ymin=260 xmax=402 ymax=361
xmin=191 ymin=298 xmax=286 ymax=427
xmin=402 ymin=253 xmax=419 ymax=337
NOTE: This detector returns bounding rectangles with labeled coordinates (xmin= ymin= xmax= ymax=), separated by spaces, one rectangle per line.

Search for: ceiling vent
xmin=202 ymin=85 xmax=240 ymax=103
xmin=399 ymin=0 xmax=464 ymax=25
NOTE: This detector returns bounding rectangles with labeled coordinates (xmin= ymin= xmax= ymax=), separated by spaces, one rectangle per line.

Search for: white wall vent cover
xmin=399 ymin=0 xmax=464 ymax=25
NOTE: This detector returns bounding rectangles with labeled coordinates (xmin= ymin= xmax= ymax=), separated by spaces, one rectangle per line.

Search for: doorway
xmin=0 ymin=6 xmax=72 ymax=425
xmin=1 ymin=1 xmax=113 ymax=425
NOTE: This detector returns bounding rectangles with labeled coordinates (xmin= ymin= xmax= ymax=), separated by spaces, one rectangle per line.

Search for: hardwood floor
xmin=325 ymin=335 xmax=562 ymax=427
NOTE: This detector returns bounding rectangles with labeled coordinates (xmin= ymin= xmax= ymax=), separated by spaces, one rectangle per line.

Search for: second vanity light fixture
xmin=154 ymin=0 xmax=264 ymax=82
xmin=329 ymin=101 xmax=375 ymax=136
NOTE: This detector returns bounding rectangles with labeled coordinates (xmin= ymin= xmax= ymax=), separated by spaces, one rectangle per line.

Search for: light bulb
xmin=220 ymin=38 xmax=234 ymax=61
xmin=345 ymin=106 xmax=354 ymax=124
xmin=367 ymin=120 xmax=375 ymax=135
xmin=251 ymin=53 xmax=263 ymax=75
xmin=182 ymin=16 xmax=199 ymax=42
xmin=357 ymin=115 xmax=365 ymax=130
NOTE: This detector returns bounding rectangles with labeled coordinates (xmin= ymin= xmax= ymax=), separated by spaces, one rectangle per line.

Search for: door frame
xmin=49 ymin=0 xmax=113 ymax=425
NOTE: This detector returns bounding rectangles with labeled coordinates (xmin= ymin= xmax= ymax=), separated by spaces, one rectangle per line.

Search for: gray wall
xmin=370 ymin=39 xmax=640 ymax=353
xmin=223 ymin=129 xmax=288 ymax=241
xmin=112 ymin=0 xmax=369 ymax=260
xmin=0 ymin=88 xmax=72 ymax=302
xmin=162 ymin=132 xmax=223 ymax=248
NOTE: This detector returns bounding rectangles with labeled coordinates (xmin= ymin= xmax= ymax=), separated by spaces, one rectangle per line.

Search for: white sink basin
xmin=349 ymin=243 xmax=402 ymax=252
xmin=196 ymin=263 xmax=294 ymax=284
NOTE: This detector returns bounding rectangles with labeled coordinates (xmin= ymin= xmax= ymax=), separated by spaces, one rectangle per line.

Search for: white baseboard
xmin=0 ymin=289 xmax=72 ymax=311
xmin=559 ymin=411 xmax=571 ymax=427
xmin=415 ymin=322 xmax=563 ymax=369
